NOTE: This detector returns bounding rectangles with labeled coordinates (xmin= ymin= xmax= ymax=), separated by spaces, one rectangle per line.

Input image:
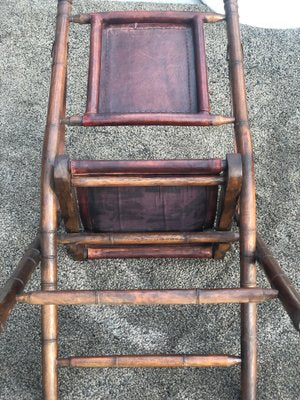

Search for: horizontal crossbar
xmin=70 ymin=159 xmax=227 ymax=176
xmin=17 ymin=288 xmax=277 ymax=305
xmin=71 ymin=175 xmax=225 ymax=187
xmin=69 ymin=11 xmax=226 ymax=25
xmin=87 ymin=245 xmax=213 ymax=259
xmin=57 ymin=354 xmax=241 ymax=368
xmin=81 ymin=113 xmax=235 ymax=127
xmin=58 ymin=231 xmax=239 ymax=246
xmin=62 ymin=113 xmax=235 ymax=127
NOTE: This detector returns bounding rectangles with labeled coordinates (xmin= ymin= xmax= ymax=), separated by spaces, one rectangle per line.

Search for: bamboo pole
xmin=40 ymin=0 xmax=71 ymax=398
xmin=69 ymin=11 xmax=226 ymax=25
xmin=71 ymin=175 xmax=225 ymax=187
xmin=58 ymin=231 xmax=239 ymax=246
xmin=224 ymin=1 xmax=257 ymax=398
xmin=17 ymin=288 xmax=277 ymax=306
xmin=57 ymin=354 xmax=241 ymax=368
xmin=81 ymin=112 xmax=235 ymax=127
xmin=0 ymin=237 xmax=40 ymax=331
xmin=256 ymin=233 xmax=300 ymax=332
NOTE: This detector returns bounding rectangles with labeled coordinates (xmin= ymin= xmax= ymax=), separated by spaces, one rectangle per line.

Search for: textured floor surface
xmin=0 ymin=1 xmax=299 ymax=399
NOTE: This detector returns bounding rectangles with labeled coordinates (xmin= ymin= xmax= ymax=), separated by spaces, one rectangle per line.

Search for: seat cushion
xmin=77 ymin=186 xmax=218 ymax=232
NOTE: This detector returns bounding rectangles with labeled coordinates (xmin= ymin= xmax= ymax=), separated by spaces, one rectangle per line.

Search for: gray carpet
xmin=0 ymin=1 xmax=299 ymax=399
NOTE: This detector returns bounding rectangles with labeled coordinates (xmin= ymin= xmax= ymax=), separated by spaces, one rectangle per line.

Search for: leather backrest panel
xmin=99 ymin=23 xmax=198 ymax=114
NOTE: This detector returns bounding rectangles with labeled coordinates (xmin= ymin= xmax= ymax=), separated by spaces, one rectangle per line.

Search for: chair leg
xmin=241 ymin=303 xmax=257 ymax=400
xmin=42 ymin=304 xmax=58 ymax=400
xmin=41 ymin=230 xmax=59 ymax=400
xmin=40 ymin=0 xmax=71 ymax=396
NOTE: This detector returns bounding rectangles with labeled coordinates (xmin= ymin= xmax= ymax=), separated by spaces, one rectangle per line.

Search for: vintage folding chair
xmin=0 ymin=0 xmax=299 ymax=399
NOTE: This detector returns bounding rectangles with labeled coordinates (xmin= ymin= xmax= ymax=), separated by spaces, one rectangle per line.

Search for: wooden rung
xmin=71 ymin=175 xmax=225 ymax=188
xmin=17 ymin=288 xmax=277 ymax=306
xmin=69 ymin=12 xmax=225 ymax=25
xmin=57 ymin=354 xmax=241 ymax=368
xmin=82 ymin=113 xmax=235 ymax=127
xmin=62 ymin=113 xmax=235 ymax=127
xmin=87 ymin=245 xmax=213 ymax=259
xmin=58 ymin=231 xmax=239 ymax=246
xmin=70 ymin=158 xmax=227 ymax=176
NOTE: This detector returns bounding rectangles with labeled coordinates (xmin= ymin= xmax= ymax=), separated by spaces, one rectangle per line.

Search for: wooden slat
xmin=54 ymin=155 xmax=81 ymax=232
xmin=17 ymin=288 xmax=277 ymax=305
xmin=57 ymin=354 xmax=241 ymax=368
xmin=214 ymin=153 xmax=243 ymax=258
xmin=58 ymin=231 xmax=239 ymax=246
xmin=0 ymin=237 xmax=40 ymax=331
xmin=71 ymin=175 xmax=225 ymax=187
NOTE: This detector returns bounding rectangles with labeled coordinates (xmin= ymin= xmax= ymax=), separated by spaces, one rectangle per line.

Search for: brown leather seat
xmin=77 ymin=185 xmax=218 ymax=232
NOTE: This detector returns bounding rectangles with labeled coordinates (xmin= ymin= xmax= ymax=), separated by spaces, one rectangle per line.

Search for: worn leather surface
xmin=77 ymin=186 xmax=218 ymax=232
xmin=99 ymin=23 xmax=198 ymax=114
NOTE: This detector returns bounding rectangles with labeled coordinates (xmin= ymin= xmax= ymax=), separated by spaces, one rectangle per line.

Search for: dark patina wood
xmin=70 ymin=158 xmax=227 ymax=176
xmin=87 ymin=245 xmax=213 ymax=259
xmin=214 ymin=153 xmax=243 ymax=258
xmin=54 ymin=155 xmax=81 ymax=232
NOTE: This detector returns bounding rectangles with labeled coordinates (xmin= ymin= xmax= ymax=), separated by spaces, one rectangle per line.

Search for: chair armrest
xmin=256 ymin=233 xmax=300 ymax=332
xmin=0 ymin=236 xmax=40 ymax=332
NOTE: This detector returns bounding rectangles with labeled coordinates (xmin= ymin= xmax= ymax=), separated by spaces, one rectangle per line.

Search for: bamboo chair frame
xmin=0 ymin=1 xmax=299 ymax=399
